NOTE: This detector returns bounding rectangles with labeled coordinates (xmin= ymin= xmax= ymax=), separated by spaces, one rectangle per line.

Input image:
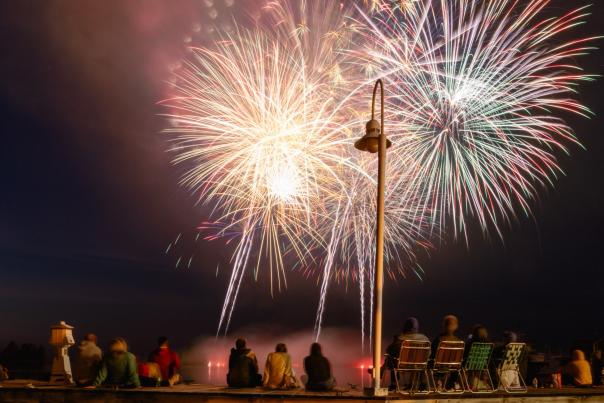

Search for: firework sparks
xmin=161 ymin=0 xmax=597 ymax=339
xmin=162 ymin=23 xmax=364 ymax=334
xmin=358 ymin=0 xmax=598 ymax=240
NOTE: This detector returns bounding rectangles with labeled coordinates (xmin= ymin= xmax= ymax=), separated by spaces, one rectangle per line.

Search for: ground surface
xmin=2 ymin=380 xmax=604 ymax=402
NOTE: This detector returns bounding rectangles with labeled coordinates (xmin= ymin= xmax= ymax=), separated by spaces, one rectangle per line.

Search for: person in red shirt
xmin=149 ymin=336 xmax=181 ymax=386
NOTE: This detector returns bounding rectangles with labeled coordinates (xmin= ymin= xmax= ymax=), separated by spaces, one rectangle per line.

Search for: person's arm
xmin=92 ymin=359 xmax=108 ymax=387
xmin=173 ymin=351 xmax=182 ymax=371
xmin=127 ymin=354 xmax=141 ymax=388
xmin=284 ymin=354 xmax=293 ymax=377
xmin=250 ymin=352 xmax=259 ymax=374
xmin=262 ymin=354 xmax=271 ymax=386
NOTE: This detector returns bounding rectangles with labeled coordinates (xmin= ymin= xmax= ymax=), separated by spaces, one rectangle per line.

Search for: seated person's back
xmin=93 ymin=338 xmax=140 ymax=388
xmin=263 ymin=343 xmax=296 ymax=389
xmin=564 ymin=350 xmax=592 ymax=387
xmin=149 ymin=336 xmax=181 ymax=386
xmin=227 ymin=338 xmax=261 ymax=387
xmin=304 ymin=343 xmax=334 ymax=391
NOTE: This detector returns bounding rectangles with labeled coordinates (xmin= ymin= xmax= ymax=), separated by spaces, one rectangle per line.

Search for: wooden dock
xmin=2 ymin=380 xmax=604 ymax=402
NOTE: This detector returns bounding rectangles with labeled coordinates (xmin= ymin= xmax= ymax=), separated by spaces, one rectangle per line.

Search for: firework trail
xmin=359 ymin=0 xmax=598 ymax=240
xmin=264 ymin=0 xmax=432 ymax=341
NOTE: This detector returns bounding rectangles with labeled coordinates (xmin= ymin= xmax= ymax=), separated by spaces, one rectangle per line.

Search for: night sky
xmin=1 ymin=0 xmax=603 ymax=356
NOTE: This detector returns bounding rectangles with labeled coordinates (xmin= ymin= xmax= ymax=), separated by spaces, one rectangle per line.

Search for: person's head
xmin=235 ymin=338 xmax=247 ymax=350
xmin=276 ymin=343 xmax=287 ymax=353
xmin=310 ymin=342 xmax=322 ymax=356
xmin=402 ymin=317 xmax=419 ymax=334
xmin=442 ymin=315 xmax=459 ymax=335
xmin=84 ymin=333 xmax=98 ymax=344
xmin=157 ymin=336 xmax=169 ymax=348
xmin=472 ymin=325 xmax=488 ymax=342
xmin=594 ymin=350 xmax=602 ymax=360
xmin=503 ymin=331 xmax=517 ymax=344
xmin=108 ymin=338 xmax=128 ymax=355
xmin=572 ymin=349 xmax=586 ymax=361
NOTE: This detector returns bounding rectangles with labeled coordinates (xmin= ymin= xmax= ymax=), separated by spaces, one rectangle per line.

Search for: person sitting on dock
xmin=89 ymin=338 xmax=140 ymax=389
xmin=263 ymin=343 xmax=298 ymax=389
xmin=563 ymin=350 xmax=592 ymax=387
xmin=384 ymin=317 xmax=429 ymax=389
xmin=149 ymin=336 xmax=181 ymax=386
xmin=464 ymin=324 xmax=490 ymax=359
xmin=227 ymin=338 xmax=261 ymax=388
xmin=73 ymin=333 xmax=102 ymax=387
xmin=431 ymin=314 xmax=461 ymax=390
xmin=303 ymin=343 xmax=335 ymax=391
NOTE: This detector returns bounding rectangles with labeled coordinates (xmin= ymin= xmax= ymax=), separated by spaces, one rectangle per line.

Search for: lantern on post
xmin=49 ymin=321 xmax=75 ymax=384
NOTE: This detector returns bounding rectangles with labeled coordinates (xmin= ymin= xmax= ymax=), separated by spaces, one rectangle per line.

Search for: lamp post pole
xmin=373 ymin=79 xmax=386 ymax=394
xmin=354 ymin=79 xmax=389 ymax=396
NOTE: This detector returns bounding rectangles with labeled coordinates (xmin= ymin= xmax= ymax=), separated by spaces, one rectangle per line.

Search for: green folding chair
xmin=497 ymin=343 xmax=527 ymax=393
xmin=461 ymin=342 xmax=494 ymax=393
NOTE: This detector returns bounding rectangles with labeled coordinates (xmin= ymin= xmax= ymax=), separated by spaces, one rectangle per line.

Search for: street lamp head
xmin=354 ymin=119 xmax=392 ymax=154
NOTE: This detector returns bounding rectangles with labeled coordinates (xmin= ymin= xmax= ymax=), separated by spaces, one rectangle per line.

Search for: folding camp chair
xmin=461 ymin=342 xmax=495 ymax=393
xmin=392 ymin=340 xmax=432 ymax=395
xmin=430 ymin=340 xmax=465 ymax=394
xmin=497 ymin=342 xmax=527 ymax=393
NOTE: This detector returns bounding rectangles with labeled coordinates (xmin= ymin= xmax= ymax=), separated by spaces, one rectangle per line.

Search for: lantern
xmin=49 ymin=321 xmax=75 ymax=384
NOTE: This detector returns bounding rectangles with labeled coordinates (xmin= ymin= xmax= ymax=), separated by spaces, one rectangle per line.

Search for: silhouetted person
xmin=385 ymin=317 xmax=429 ymax=389
xmin=74 ymin=333 xmax=102 ymax=386
xmin=592 ymin=350 xmax=603 ymax=386
xmin=149 ymin=336 xmax=181 ymax=386
xmin=263 ymin=343 xmax=297 ymax=389
xmin=227 ymin=338 xmax=261 ymax=387
xmin=494 ymin=331 xmax=523 ymax=388
xmin=563 ymin=350 xmax=592 ymax=387
xmin=90 ymin=338 xmax=140 ymax=388
xmin=431 ymin=315 xmax=461 ymax=390
xmin=304 ymin=343 xmax=335 ymax=391
xmin=464 ymin=324 xmax=489 ymax=359
xmin=432 ymin=315 xmax=461 ymax=350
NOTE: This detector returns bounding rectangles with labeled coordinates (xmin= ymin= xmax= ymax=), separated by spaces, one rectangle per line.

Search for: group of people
xmin=227 ymin=338 xmax=335 ymax=391
xmin=35 ymin=317 xmax=604 ymax=391
xmin=384 ymin=314 xmax=600 ymax=390
xmin=73 ymin=334 xmax=181 ymax=388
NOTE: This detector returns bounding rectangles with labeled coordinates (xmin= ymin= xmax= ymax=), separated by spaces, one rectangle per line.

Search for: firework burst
xmin=359 ymin=0 xmax=598 ymax=240
xmin=161 ymin=0 xmax=597 ymax=339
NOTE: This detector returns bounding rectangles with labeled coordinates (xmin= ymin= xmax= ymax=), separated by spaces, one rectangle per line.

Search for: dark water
xmin=181 ymin=362 xmax=372 ymax=388
xmin=180 ymin=328 xmax=377 ymax=387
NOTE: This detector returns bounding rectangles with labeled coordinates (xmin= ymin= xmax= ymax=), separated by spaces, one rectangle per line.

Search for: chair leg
xmin=460 ymin=369 xmax=470 ymax=392
xmin=485 ymin=369 xmax=496 ymax=393
xmin=394 ymin=370 xmax=403 ymax=395
xmin=429 ymin=370 xmax=438 ymax=393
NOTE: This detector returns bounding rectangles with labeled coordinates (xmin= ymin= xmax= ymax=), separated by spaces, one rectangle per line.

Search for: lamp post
xmin=354 ymin=79 xmax=391 ymax=397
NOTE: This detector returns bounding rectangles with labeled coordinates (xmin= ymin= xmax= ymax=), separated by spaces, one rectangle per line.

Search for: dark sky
xmin=0 ymin=0 xmax=603 ymax=356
